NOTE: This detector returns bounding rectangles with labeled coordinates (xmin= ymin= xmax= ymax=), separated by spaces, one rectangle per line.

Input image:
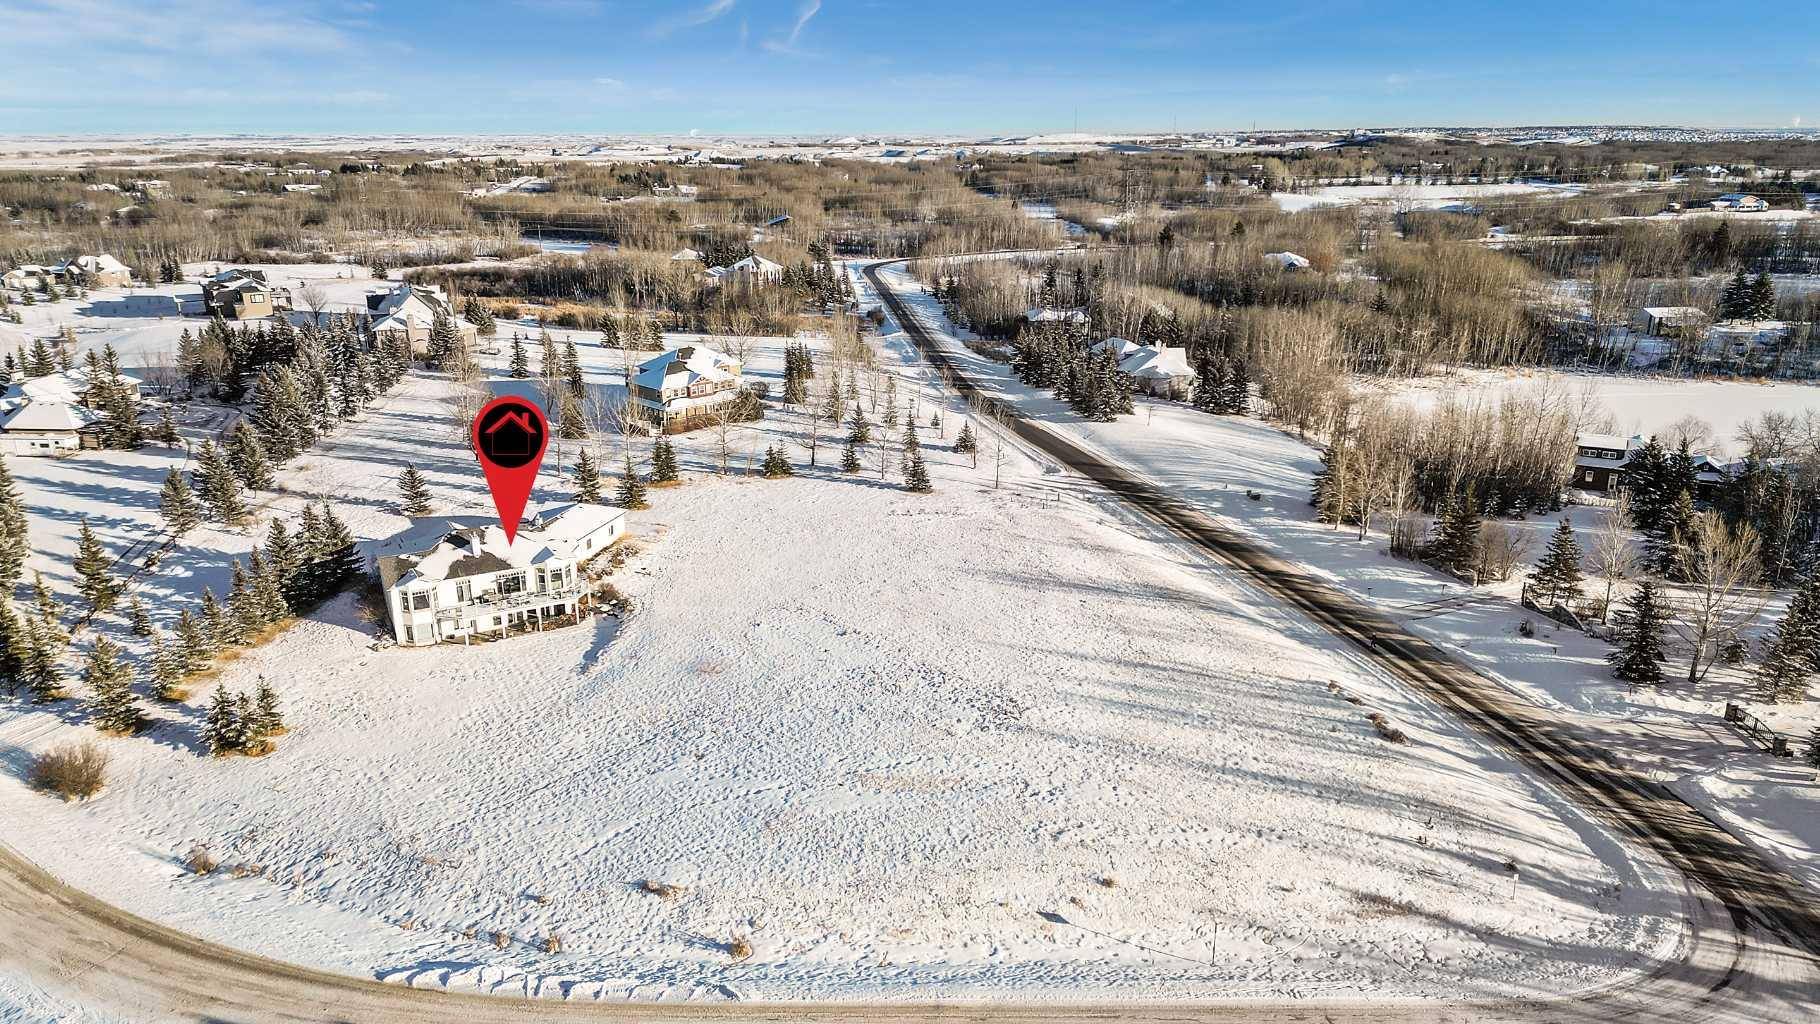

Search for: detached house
xmin=365 ymin=282 xmax=474 ymax=355
xmin=1574 ymin=434 xmax=1644 ymax=492
xmin=628 ymin=345 xmax=744 ymax=429
xmin=52 ymin=254 xmax=133 ymax=288
xmin=202 ymin=269 xmax=287 ymax=320
xmin=375 ymin=503 xmax=627 ymax=647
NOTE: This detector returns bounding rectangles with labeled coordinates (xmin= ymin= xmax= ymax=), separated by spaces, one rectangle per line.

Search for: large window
xmin=497 ymin=572 xmax=525 ymax=596
xmin=410 ymin=591 xmax=431 ymax=610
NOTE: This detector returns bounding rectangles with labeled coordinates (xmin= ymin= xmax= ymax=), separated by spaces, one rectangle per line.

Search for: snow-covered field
xmin=872 ymin=260 xmax=1820 ymax=900
xmin=0 ymin=304 xmax=1687 ymax=1006
xmin=1274 ymin=182 xmax=1582 ymax=213
xmin=1357 ymin=368 xmax=1820 ymax=457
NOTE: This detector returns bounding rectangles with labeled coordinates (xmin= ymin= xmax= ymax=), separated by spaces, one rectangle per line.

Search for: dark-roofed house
xmin=373 ymin=503 xmax=627 ymax=647
xmin=202 ymin=268 xmax=287 ymax=320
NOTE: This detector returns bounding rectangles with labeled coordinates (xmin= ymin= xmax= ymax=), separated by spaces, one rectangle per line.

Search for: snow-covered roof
xmin=728 ymin=254 xmax=783 ymax=277
xmin=4 ymin=366 xmax=143 ymax=407
xmin=1641 ymin=306 xmax=1704 ymax=319
xmin=379 ymin=503 xmax=626 ymax=588
xmin=1578 ymin=433 xmax=1644 ymax=452
xmin=1264 ymin=251 xmax=1312 ymax=270
xmin=1088 ymin=337 xmax=1145 ymax=360
xmin=1024 ymin=306 xmax=1088 ymax=324
xmin=632 ymin=345 xmax=740 ymax=392
xmin=53 ymin=254 xmax=129 ymax=277
xmin=0 ymin=400 xmax=100 ymax=433
xmin=670 ymin=248 xmax=703 ymax=262
xmin=1715 ymin=193 xmax=1761 ymax=203
xmin=1119 ymin=345 xmax=1194 ymax=379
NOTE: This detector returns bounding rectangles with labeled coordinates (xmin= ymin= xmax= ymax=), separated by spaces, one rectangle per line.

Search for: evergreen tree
xmin=316 ymin=504 xmax=361 ymax=590
xmin=649 ymin=437 xmax=680 ymax=483
xmin=563 ymin=338 xmax=585 ymax=405
xmin=264 ymin=518 xmax=301 ymax=605
xmin=227 ymin=422 xmax=275 ymax=491
xmin=226 ymin=559 xmax=260 ymax=641
xmin=72 ymin=518 xmax=121 ymax=613
xmin=900 ymin=415 xmax=922 ymax=476
xmin=0 ymin=456 xmax=29 ymax=594
xmin=127 ymin=595 xmax=152 ymax=636
xmin=757 ymin=445 xmax=793 ymax=480
xmin=0 ymin=600 xmax=24 ymax=699
xmin=1747 ymin=271 xmax=1777 ymax=321
xmin=1528 ymin=518 xmax=1586 ymax=607
xmin=1427 ymin=491 xmax=1483 ymax=575
xmin=249 ymin=547 xmax=288 ymax=624
xmin=176 ymin=608 xmax=211 ymax=673
xmin=1609 ymin=579 xmax=1669 ymax=687
xmin=205 ymin=684 xmax=239 ymax=756
xmin=22 ymin=615 xmax=65 ymax=702
xmin=1718 ymin=266 xmax=1751 ymax=320
xmin=83 ymin=637 xmax=140 ymax=735
xmin=1754 ymin=609 xmax=1814 ymax=704
xmin=840 ymin=440 xmax=861 ymax=473
xmin=397 ymin=464 xmax=432 ymax=517
xmin=159 ymin=468 xmax=201 ymax=535
xmin=148 ymin=632 xmax=184 ymax=701
xmin=1653 ymin=489 xmax=1697 ymax=579
xmin=615 ymin=451 xmax=649 ymax=508
xmin=846 ymin=407 xmax=871 ymax=446
xmin=902 ymin=447 xmax=933 ymax=493
xmin=193 ymin=440 xmax=246 ymax=523
xmin=953 ymin=422 xmax=978 ymax=467
xmin=1191 ymin=354 xmax=1226 ymax=412
xmin=198 ymin=586 xmax=228 ymax=651
xmin=156 ymin=405 xmax=179 ymax=445
xmin=574 ymin=447 xmax=603 ymax=503
xmin=252 ymin=678 xmax=284 ymax=738
xmin=509 ymin=333 xmax=531 ymax=378
xmin=1223 ymin=360 xmax=1251 ymax=415
xmin=427 ymin=311 xmax=463 ymax=367
xmin=233 ymin=692 xmax=257 ymax=752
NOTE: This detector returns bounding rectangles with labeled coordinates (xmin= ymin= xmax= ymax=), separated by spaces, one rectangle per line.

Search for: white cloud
xmin=785 ymin=0 xmax=821 ymax=45
xmin=593 ymin=77 xmax=627 ymax=89
xmin=650 ymin=0 xmax=736 ymax=37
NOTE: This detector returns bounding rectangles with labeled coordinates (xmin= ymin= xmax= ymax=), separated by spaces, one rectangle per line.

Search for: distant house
xmin=1573 ymin=434 xmax=1645 ymax=492
xmin=1117 ymin=344 xmax=1197 ymax=399
xmin=374 ymin=503 xmax=627 ymax=647
xmin=5 ymin=365 xmax=144 ymax=410
xmin=1022 ymin=306 xmax=1089 ymax=327
xmin=1708 ymin=193 xmax=1768 ymax=212
xmin=0 ymin=401 xmax=102 ymax=456
xmin=1636 ymin=306 xmax=1706 ymax=338
xmin=202 ymin=269 xmax=286 ymax=320
xmin=669 ymin=248 xmax=703 ymax=262
xmin=703 ymin=254 xmax=783 ymax=286
xmin=52 ymin=254 xmax=132 ymax=288
xmin=1 ymin=265 xmax=55 ymax=292
xmin=1087 ymin=337 xmax=1145 ymax=361
xmin=365 ymin=282 xmax=475 ymax=356
xmin=628 ymin=345 xmax=744 ymax=429
xmin=1263 ymin=251 xmax=1312 ymax=271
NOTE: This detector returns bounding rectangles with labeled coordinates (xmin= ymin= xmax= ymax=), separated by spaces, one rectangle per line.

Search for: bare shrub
xmin=492 ymin=930 xmax=510 ymax=950
xmin=1366 ymin=712 xmax=1410 ymax=744
xmin=1096 ymin=875 xmax=1118 ymax=889
xmin=183 ymin=845 xmax=219 ymax=875
xmin=544 ymin=933 xmax=562 ymax=954
xmin=28 ymin=741 xmax=109 ymax=801
xmin=639 ymin=879 xmax=685 ymax=899
xmin=726 ymin=935 xmax=753 ymax=960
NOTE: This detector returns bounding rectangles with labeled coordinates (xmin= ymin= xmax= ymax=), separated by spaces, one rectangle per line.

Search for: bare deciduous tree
xmin=1589 ymin=492 xmax=1642 ymax=622
xmin=1667 ymin=512 xmax=1766 ymax=683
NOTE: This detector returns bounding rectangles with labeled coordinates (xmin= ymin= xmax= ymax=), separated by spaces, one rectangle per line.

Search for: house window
xmin=455 ymin=582 xmax=471 ymax=603
xmin=410 ymin=591 xmax=431 ymax=610
xmin=1583 ymin=470 xmax=1595 ymax=483
xmin=404 ymin=625 xmax=415 ymax=643
xmin=497 ymin=573 xmax=525 ymax=596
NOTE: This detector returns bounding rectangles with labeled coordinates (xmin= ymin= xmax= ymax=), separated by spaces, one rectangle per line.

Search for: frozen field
xmin=0 ymin=316 xmax=1685 ymax=1005
xmin=872 ymin=260 xmax=1820 ymax=900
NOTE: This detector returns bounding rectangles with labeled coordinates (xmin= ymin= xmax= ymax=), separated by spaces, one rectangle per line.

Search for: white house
xmin=4 ymin=365 xmax=144 ymax=409
xmin=1087 ymin=337 xmax=1146 ymax=361
xmin=374 ymin=503 xmax=627 ymax=647
xmin=669 ymin=247 xmax=704 ymax=262
xmin=0 ymin=401 xmax=102 ymax=456
xmin=1709 ymin=193 xmax=1768 ymax=212
xmin=1263 ymin=251 xmax=1312 ymax=271
xmin=364 ymin=282 xmax=476 ymax=355
xmin=627 ymin=344 xmax=744 ymax=428
xmin=1 ymin=265 xmax=55 ymax=292
xmin=1116 ymin=344 xmax=1197 ymax=398
xmin=1636 ymin=306 xmax=1706 ymax=337
xmin=1023 ymin=306 xmax=1089 ymax=326
xmin=704 ymin=254 xmax=783 ymax=286
xmin=52 ymin=254 xmax=132 ymax=288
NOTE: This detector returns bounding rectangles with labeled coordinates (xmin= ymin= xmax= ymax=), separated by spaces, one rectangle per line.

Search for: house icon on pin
xmin=484 ymin=409 xmax=537 ymax=456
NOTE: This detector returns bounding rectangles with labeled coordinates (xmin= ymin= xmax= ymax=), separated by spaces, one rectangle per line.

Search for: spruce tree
xmin=176 ymin=608 xmax=211 ymax=673
xmin=233 ymin=692 xmax=258 ymax=753
xmin=903 ymin=447 xmax=933 ymax=493
xmin=317 ymin=504 xmax=361 ymax=589
xmin=252 ymin=678 xmax=284 ymax=738
xmin=1653 ymin=490 xmax=1697 ymax=579
xmin=148 ymin=632 xmax=184 ymax=701
xmin=397 ymin=464 xmax=432 ymax=517
xmin=228 ymin=422 xmax=275 ymax=491
xmin=226 ymin=559 xmax=260 ymax=641
xmin=205 ymin=684 xmax=239 ymax=756
xmin=574 ymin=447 xmax=603 ymax=503
xmin=840 ymin=441 xmax=861 ymax=473
xmin=1528 ymin=518 xmax=1586 ymax=608
xmin=22 ymin=615 xmax=65 ymax=702
xmin=953 ymin=422 xmax=978 ymax=467
xmin=0 ymin=600 xmax=24 ymax=699
xmin=159 ymin=468 xmax=201 ymax=535
xmin=846 ymin=407 xmax=871 ymax=446
xmin=615 ymin=451 xmax=648 ymax=508
xmin=760 ymin=444 xmax=793 ymax=479
xmin=0 ymin=455 xmax=29 ymax=593
xmin=563 ymin=338 xmax=585 ymax=405
xmin=649 ymin=437 xmax=679 ymax=483
xmin=157 ymin=405 xmax=179 ymax=445
xmin=126 ymin=595 xmax=152 ymax=636
xmin=1427 ymin=492 xmax=1483 ymax=575
xmin=193 ymin=441 xmax=246 ymax=523
xmin=199 ymin=586 xmax=228 ymax=651
xmin=84 ymin=637 xmax=140 ymax=735
xmin=509 ymin=333 xmax=530 ymax=378
xmin=1609 ymin=579 xmax=1668 ymax=687
xmin=249 ymin=547 xmax=288 ymax=624
xmin=1807 ymin=726 xmax=1820 ymax=769
xmin=1223 ymin=360 xmax=1251 ymax=415
xmin=1754 ymin=611 xmax=1814 ymax=704
xmin=72 ymin=517 xmax=121 ymax=613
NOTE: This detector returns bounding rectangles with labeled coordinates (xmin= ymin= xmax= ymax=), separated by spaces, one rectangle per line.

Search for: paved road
xmin=0 ymin=262 xmax=1814 ymax=1022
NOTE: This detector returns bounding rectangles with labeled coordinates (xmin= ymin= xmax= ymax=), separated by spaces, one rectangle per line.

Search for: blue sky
xmin=2 ymin=1 xmax=1813 ymax=135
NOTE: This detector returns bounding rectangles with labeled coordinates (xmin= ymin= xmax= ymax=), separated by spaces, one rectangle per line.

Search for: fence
xmin=1723 ymin=703 xmax=1795 ymax=758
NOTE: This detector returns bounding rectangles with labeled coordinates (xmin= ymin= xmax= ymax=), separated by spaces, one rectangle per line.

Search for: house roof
xmin=1264 ymin=251 xmax=1312 ymax=270
xmin=632 ymin=345 xmax=739 ymax=392
xmin=0 ymin=400 xmax=100 ymax=433
xmin=1642 ymin=306 xmax=1704 ymax=320
xmin=670 ymin=248 xmax=703 ymax=262
xmin=727 ymin=254 xmax=782 ymax=276
xmin=1088 ymin=337 xmax=1145 ymax=360
xmin=378 ymin=503 xmax=627 ymax=589
xmin=4 ymin=366 xmax=143 ymax=407
xmin=1024 ymin=306 xmax=1088 ymax=324
xmin=53 ymin=254 xmax=129 ymax=277
xmin=1119 ymin=345 xmax=1194 ymax=379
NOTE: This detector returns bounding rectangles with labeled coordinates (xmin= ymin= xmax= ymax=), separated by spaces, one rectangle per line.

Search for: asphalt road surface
xmin=0 ymin=259 xmax=1813 ymax=1022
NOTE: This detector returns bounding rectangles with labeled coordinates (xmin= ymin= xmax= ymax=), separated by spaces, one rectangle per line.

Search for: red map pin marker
xmin=471 ymin=395 xmax=550 ymax=545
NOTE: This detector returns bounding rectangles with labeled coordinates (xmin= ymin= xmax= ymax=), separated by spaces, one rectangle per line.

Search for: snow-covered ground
xmin=871 ymin=260 xmax=1820 ymax=900
xmin=1357 ymin=368 xmax=1820 ymax=458
xmin=0 ymin=308 xmax=1685 ymax=1005
xmin=1274 ymin=182 xmax=1582 ymax=213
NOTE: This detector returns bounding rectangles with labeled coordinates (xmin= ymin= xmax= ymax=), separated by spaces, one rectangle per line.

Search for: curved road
xmin=0 ymin=257 xmax=1813 ymax=1022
